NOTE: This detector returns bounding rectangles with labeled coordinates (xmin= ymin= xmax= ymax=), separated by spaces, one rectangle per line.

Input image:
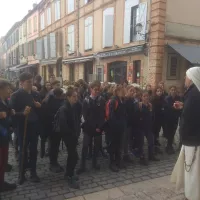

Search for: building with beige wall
xmin=148 ymin=0 xmax=200 ymax=90
xmin=35 ymin=0 xmax=149 ymax=85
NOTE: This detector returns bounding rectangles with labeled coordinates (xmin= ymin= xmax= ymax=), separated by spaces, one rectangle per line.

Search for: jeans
xmin=80 ymin=133 xmax=102 ymax=168
xmin=18 ymin=122 xmax=39 ymax=174
xmin=49 ymin=132 xmax=78 ymax=177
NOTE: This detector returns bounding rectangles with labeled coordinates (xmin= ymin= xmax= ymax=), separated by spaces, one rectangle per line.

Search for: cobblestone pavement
xmin=1 ymin=134 xmax=180 ymax=200
xmin=67 ymin=176 xmax=184 ymax=200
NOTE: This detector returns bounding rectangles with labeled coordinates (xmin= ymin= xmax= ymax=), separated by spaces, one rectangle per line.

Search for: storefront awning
xmin=17 ymin=64 xmax=38 ymax=71
xmin=95 ymin=45 xmax=144 ymax=58
xmin=168 ymin=43 xmax=200 ymax=65
xmin=63 ymin=56 xmax=94 ymax=64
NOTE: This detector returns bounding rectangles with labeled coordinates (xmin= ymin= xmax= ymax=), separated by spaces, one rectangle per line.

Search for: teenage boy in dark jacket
xmin=53 ymin=87 xmax=79 ymax=189
xmin=77 ymin=81 xmax=105 ymax=174
xmin=0 ymin=79 xmax=16 ymax=192
xmin=10 ymin=73 xmax=41 ymax=184
xmin=164 ymin=86 xmax=181 ymax=154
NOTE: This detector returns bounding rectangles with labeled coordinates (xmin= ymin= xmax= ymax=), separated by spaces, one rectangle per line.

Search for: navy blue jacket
xmin=10 ymin=89 xmax=41 ymax=133
xmin=164 ymin=95 xmax=181 ymax=125
xmin=0 ymin=99 xmax=12 ymax=147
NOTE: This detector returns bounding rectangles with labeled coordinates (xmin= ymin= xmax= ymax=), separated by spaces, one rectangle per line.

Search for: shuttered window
xmin=50 ymin=32 xmax=56 ymax=58
xmin=40 ymin=13 xmax=45 ymax=30
xmin=68 ymin=25 xmax=75 ymax=53
xmin=55 ymin=0 xmax=61 ymax=21
xmin=44 ymin=36 xmax=50 ymax=59
xmin=47 ymin=7 xmax=51 ymax=26
xmin=36 ymin=39 xmax=43 ymax=60
xmin=85 ymin=17 xmax=93 ymax=50
xmin=103 ymin=7 xmax=114 ymax=48
xmin=68 ymin=0 xmax=74 ymax=13
xmin=123 ymin=0 xmax=139 ymax=43
xmin=167 ymin=54 xmax=180 ymax=80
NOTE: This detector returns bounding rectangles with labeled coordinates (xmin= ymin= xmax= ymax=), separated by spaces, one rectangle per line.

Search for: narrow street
xmin=1 ymin=135 xmax=181 ymax=200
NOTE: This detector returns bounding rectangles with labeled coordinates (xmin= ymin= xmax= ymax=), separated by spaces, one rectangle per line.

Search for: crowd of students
xmin=0 ymin=72 xmax=183 ymax=192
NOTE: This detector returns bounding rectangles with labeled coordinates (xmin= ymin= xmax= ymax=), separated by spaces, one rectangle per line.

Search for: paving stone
xmin=102 ymin=184 xmax=115 ymax=189
xmin=50 ymin=195 xmax=65 ymax=200
xmin=64 ymin=192 xmax=75 ymax=199
xmin=11 ymin=195 xmax=25 ymax=200
xmin=124 ymin=180 xmax=133 ymax=185
xmin=47 ymin=192 xmax=58 ymax=197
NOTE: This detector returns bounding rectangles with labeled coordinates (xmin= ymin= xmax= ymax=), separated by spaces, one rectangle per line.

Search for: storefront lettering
xmin=96 ymin=46 xmax=144 ymax=58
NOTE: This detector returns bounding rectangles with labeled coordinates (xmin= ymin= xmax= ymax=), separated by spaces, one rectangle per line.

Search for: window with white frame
xmin=123 ymin=0 xmax=147 ymax=43
xmin=167 ymin=54 xmax=180 ymax=80
xmin=67 ymin=25 xmax=75 ymax=53
xmin=40 ymin=13 xmax=45 ymax=30
xmin=103 ymin=7 xmax=114 ymax=48
xmin=55 ymin=0 xmax=61 ymax=21
xmin=85 ymin=16 xmax=93 ymax=50
xmin=68 ymin=0 xmax=74 ymax=13
xmin=28 ymin=19 xmax=32 ymax=34
xmin=47 ymin=7 xmax=51 ymax=26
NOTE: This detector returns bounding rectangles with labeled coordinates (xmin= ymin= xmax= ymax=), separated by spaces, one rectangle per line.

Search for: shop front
xmin=94 ymin=45 xmax=147 ymax=85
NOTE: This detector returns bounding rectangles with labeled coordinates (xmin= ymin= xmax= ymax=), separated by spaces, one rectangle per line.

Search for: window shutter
xmin=123 ymin=0 xmax=139 ymax=44
xmin=36 ymin=39 xmax=42 ymax=60
xmin=71 ymin=26 xmax=75 ymax=51
xmin=24 ymin=43 xmax=28 ymax=57
xmin=68 ymin=0 xmax=74 ymax=13
xmin=50 ymin=32 xmax=56 ymax=58
xmin=44 ymin=36 xmax=48 ymax=59
xmin=88 ymin=18 xmax=93 ymax=49
xmin=103 ymin=8 xmax=114 ymax=47
xmin=137 ymin=2 xmax=147 ymax=41
xmin=85 ymin=18 xmax=89 ymax=50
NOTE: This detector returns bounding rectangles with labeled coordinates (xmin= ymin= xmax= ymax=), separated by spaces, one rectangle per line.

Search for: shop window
xmin=167 ymin=54 xmax=180 ymax=80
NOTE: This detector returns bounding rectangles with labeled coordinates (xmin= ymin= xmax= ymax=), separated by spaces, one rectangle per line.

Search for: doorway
xmin=84 ymin=61 xmax=93 ymax=83
xmin=108 ymin=61 xmax=127 ymax=84
xmin=69 ymin=64 xmax=75 ymax=82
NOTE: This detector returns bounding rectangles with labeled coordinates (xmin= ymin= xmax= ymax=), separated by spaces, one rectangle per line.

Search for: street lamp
xmin=135 ymin=23 xmax=143 ymax=35
xmin=65 ymin=44 xmax=75 ymax=54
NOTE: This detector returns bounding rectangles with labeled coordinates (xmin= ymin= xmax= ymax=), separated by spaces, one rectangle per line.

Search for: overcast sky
xmin=0 ymin=0 xmax=40 ymax=37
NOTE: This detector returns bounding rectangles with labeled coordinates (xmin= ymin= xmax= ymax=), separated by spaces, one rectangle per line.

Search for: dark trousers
xmin=49 ymin=132 xmax=78 ymax=177
xmin=153 ymin=118 xmax=165 ymax=142
xmin=166 ymin=122 xmax=178 ymax=147
xmin=0 ymin=146 xmax=8 ymax=186
xmin=80 ymin=133 xmax=102 ymax=168
xmin=18 ymin=122 xmax=39 ymax=174
xmin=108 ymin=133 xmax=121 ymax=164
xmin=134 ymin=129 xmax=154 ymax=157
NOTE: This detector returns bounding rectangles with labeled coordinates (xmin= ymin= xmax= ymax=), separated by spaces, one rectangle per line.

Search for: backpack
xmin=52 ymin=108 xmax=61 ymax=133
xmin=105 ymin=98 xmax=119 ymax=120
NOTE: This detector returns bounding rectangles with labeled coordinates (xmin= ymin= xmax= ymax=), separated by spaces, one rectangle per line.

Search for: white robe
xmin=171 ymin=145 xmax=200 ymax=200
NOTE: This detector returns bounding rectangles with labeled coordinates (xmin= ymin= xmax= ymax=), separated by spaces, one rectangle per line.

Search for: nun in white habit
xmin=171 ymin=67 xmax=200 ymax=200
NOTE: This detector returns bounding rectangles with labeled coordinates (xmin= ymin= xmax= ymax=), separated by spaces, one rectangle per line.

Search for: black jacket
xmin=180 ymin=84 xmax=200 ymax=146
xmin=0 ymin=99 xmax=11 ymax=147
xmin=108 ymin=96 xmax=126 ymax=134
xmin=124 ymin=98 xmax=136 ymax=127
xmin=59 ymin=100 xmax=78 ymax=138
xmin=134 ymin=102 xmax=153 ymax=131
xmin=152 ymin=96 xmax=165 ymax=121
xmin=164 ymin=95 xmax=181 ymax=125
xmin=10 ymin=89 xmax=41 ymax=131
xmin=82 ymin=96 xmax=105 ymax=136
